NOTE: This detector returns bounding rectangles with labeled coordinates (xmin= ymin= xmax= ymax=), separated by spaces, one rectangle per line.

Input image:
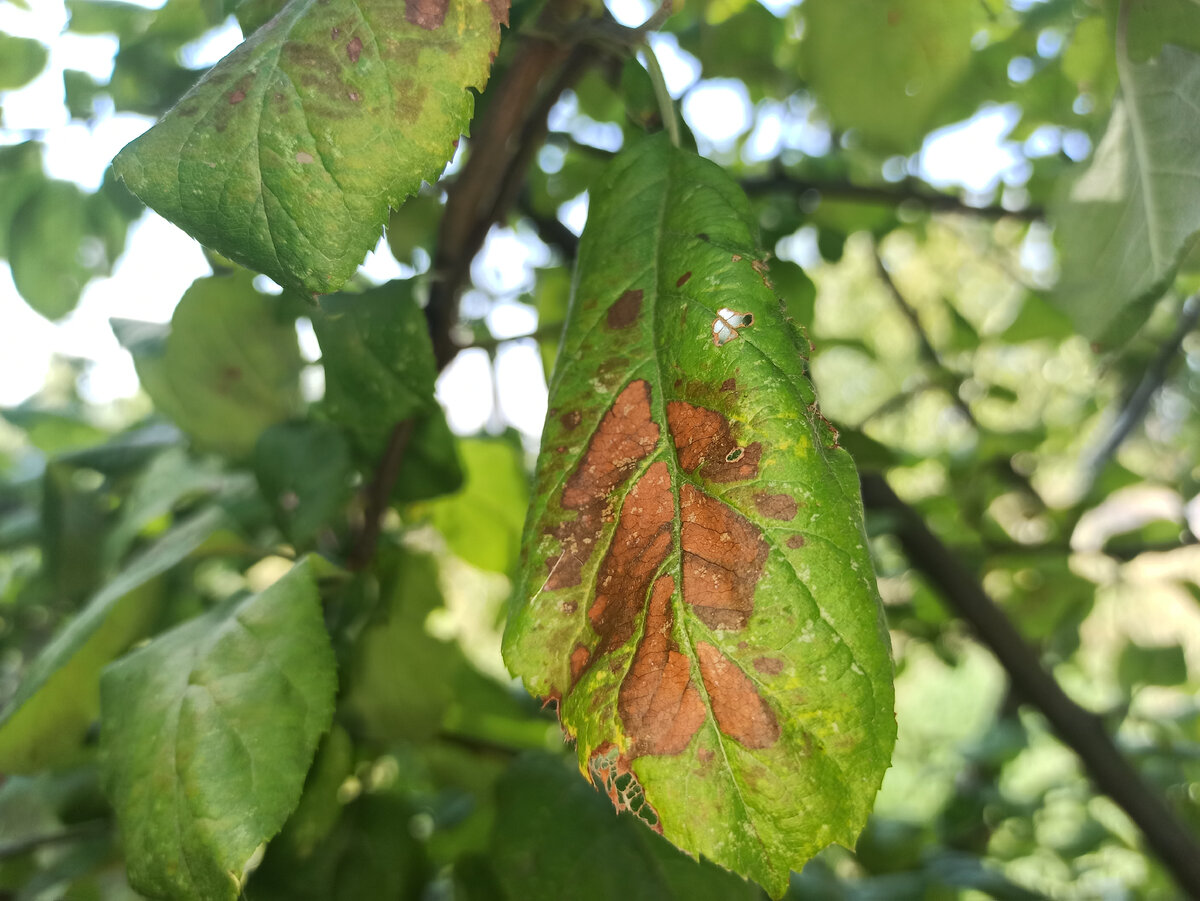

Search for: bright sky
xmin=0 ymin=0 xmax=1040 ymax=446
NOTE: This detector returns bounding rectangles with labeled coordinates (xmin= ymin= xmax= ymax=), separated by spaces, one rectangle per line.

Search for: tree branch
xmin=742 ymin=173 xmax=1043 ymax=221
xmin=347 ymin=419 xmax=414 ymax=571
xmin=861 ymin=473 xmax=1200 ymax=897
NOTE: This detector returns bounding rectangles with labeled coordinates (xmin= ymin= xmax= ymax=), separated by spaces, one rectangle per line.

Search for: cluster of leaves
xmin=2 ymin=0 xmax=1200 ymax=898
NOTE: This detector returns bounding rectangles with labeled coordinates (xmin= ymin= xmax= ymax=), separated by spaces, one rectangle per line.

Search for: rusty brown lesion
xmin=786 ymin=535 xmax=806 ymax=549
xmin=665 ymin=401 xmax=761 ymax=483
xmin=696 ymin=642 xmax=780 ymax=748
xmin=754 ymin=492 xmax=798 ymax=521
xmin=606 ymin=288 xmax=643 ymax=329
xmin=405 ymin=0 xmax=449 ymax=29
xmin=545 ymin=380 xmax=659 ymax=590
xmin=680 ymin=484 xmax=769 ymax=631
xmin=617 ymin=576 xmax=706 ymax=757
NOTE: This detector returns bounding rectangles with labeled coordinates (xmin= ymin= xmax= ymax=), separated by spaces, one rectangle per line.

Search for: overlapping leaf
xmin=113 ymin=0 xmax=508 ymax=294
xmin=1053 ymin=40 xmax=1200 ymax=341
xmin=504 ymin=135 xmax=896 ymax=896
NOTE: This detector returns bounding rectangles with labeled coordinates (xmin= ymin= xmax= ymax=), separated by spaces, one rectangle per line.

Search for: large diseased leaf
xmin=503 ymin=135 xmax=896 ymax=896
xmin=1053 ymin=42 xmax=1200 ymax=341
xmin=100 ymin=557 xmax=337 ymax=901
xmin=112 ymin=0 xmax=507 ymax=295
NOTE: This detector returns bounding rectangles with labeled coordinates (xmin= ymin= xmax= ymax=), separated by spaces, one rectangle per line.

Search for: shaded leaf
xmin=253 ymin=420 xmax=353 ymax=546
xmin=0 ymin=33 xmax=47 ymax=90
xmin=113 ymin=0 xmax=508 ymax=294
xmin=100 ymin=557 xmax=336 ymax=901
xmin=9 ymin=180 xmax=92 ymax=319
xmin=1053 ymin=42 xmax=1200 ymax=341
xmin=503 ymin=135 xmax=895 ymax=896
xmin=114 ymin=271 xmax=304 ymax=457
xmin=1118 ymin=641 xmax=1188 ymax=689
xmin=491 ymin=753 xmax=762 ymax=901
xmin=0 ymin=508 xmax=226 ymax=773
xmin=800 ymin=0 xmax=984 ymax=152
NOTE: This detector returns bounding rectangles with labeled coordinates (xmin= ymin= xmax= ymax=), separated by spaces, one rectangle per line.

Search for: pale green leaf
xmin=0 ymin=508 xmax=227 ymax=773
xmin=0 ymin=33 xmax=47 ymax=90
xmin=800 ymin=0 xmax=984 ymax=152
xmin=9 ymin=180 xmax=91 ymax=319
xmin=503 ymin=135 xmax=895 ymax=896
xmin=100 ymin=557 xmax=337 ymax=901
xmin=112 ymin=0 xmax=507 ymax=294
xmin=1053 ymin=42 xmax=1200 ymax=340
xmin=114 ymin=271 xmax=304 ymax=457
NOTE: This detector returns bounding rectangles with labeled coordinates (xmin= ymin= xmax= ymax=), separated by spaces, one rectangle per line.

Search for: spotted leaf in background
xmin=113 ymin=0 xmax=507 ymax=295
xmin=504 ymin=134 xmax=896 ymax=897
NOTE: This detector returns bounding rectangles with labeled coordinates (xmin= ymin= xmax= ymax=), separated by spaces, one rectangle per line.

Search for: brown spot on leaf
xmin=787 ymin=535 xmax=806 ymax=549
xmin=405 ymin=0 xmax=448 ymax=29
xmin=229 ymin=89 xmax=246 ymax=104
xmin=607 ymin=289 xmax=643 ymax=329
xmin=295 ymin=151 xmax=314 ymax=164
xmin=698 ymin=747 xmax=715 ymax=763
xmin=570 ymin=643 xmax=591 ymax=684
xmin=484 ymin=0 xmax=510 ymax=27
xmin=588 ymin=461 xmax=674 ymax=658
xmin=721 ymin=378 xmax=737 ymax=392
xmin=347 ymin=36 xmax=363 ymax=62
xmin=696 ymin=642 xmax=780 ymax=748
xmin=676 ymin=271 xmax=692 ymax=287
xmin=681 ymin=484 xmax=768 ymax=630
xmin=546 ymin=381 xmax=659 ymax=590
xmin=754 ymin=492 xmax=798 ymax=521
xmin=560 ymin=600 xmax=577 ymax=614
xmin=560 ymin=409 xmax=582 ymax=430
xmin=753 ymin=657 xmax=785 ymax=675
xmin=348 ymin=90 xmax=361 ymax=101
xmin=178 ymin=104 xmax=199 ymax=117
xmin=666 ymin=401 xmax=761 ymax=482
xmin=619 ymin=576 xmax=706 ymax=756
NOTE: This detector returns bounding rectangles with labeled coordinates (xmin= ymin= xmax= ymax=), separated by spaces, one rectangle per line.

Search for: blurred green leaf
xmin=9 ymin=180 xmax=92 ymax=319
xmin=100 ymin=557 xmax=336 ymax=901
xmin=0 ymin=33 xmax=47 ymax=90
xmin=1118 ymin=641 xmax=1188 ymax=689
xmin=0 ymin=508 xmax=226 ymax=773
xmin=253 ymin=421 xmax=353 ymax=547
xmin=114 ymin=271 xmax=304 ymax=458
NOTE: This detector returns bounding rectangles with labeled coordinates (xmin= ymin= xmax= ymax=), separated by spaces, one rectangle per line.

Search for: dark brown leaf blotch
xmin=607 ymin=289 xmax=643 ymax=329
xmin=666 ymin=401 xmax=761 ymax=482
xmin=754 ymin=492 xmax=798 ymax=521
xmin=680 ymin=484 xmax=769 ymax=630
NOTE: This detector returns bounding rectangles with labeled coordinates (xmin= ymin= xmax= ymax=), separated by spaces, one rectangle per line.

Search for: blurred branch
xmin=517 ymin=189 xmax=581 ymax=259
xmin=459 ymin=321 xmax=565 ymax=355
xmin=861 ymin=473 xmax=1200 ymax=898
xmin=742 ymin=174 xmax=1044 ymax=222
xmin=1081 ymin=292 xmax=1200 ymax=489
xmin=0 ymin=822 xmax=107 ymax=861
xmin=347 ymin=419 xmax=414 ymax=571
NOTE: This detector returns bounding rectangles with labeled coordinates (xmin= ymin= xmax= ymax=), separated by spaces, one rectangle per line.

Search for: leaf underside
xmin=113 ymin=0 xmax=507 ymax=295
xmin=1054 ymin=42 xmax=1200 ymax=341
xmin=503 ymin=134 xmax=896 ymax=897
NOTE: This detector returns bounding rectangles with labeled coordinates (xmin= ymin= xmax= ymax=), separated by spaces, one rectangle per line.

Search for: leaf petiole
xmin=640 ymin=41 xmax=679 ymax=147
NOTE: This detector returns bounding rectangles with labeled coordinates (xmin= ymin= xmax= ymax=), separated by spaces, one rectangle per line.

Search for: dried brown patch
xmin=676 ymin=272 xmax=692 ymax=287
xmin=720 ymin=378 xmax=737 ymax=393
xmin=405 ymin=0 xmax=448 ymax=29
xmin=606 ymin=289 xmax=643 ymax=329
xmin=570 ymin=643 xmax=591 ymax=684
xmin=666 ymin=401 xmax=761 ymax=482
xmin=754 ymin=492 xmax=798 ymax=521
xmin=786 ymin=535 xmax=806 ymax=549
xmin=697 ymin=642 xmax=780 ymax=748
xmin=560 ymin=409 xmax=582 ymax=430
xmin=346 ymin=36 xmax=363 ymax=62
xmin=753 ymin=657 xmax=785 ymax=676
xmin=484 ymin=0 xmax=510 ymax=27
xmin=587 ymin=461 xmax=673 ymax=657
xmin=680 ymin=484 xmax=768 ymax=630
xmin=546 ymin=380 xmax=659 ymax=590
xmin=619 ymin=576 xmax=706 ymax=756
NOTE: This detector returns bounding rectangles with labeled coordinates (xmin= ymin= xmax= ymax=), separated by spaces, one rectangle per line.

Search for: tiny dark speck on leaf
xmin=676 ymin=271 xmax=692 ymax=287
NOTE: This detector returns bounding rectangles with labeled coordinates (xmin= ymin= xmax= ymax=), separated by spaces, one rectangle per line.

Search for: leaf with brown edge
xmin=113 ymin=0 xmax=507 ymax=295
xmin=503 ymin=134 xmax=896 ymax=898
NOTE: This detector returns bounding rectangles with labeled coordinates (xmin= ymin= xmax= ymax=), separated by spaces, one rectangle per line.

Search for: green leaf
xmin=1053 ymin=41 xmax=1200 ymax=341
xmin=312 ymin=280 xmax=462 ymax=501
xmin=0 ymin=141 xmax=44 ymax=259
xmin=114 ymin=271 xmax=304 ymax=457
xmin=0 ymin=33 xmax=47 ymax=90
xmin=9 ymin=180 xmax=92 ymax=319
xmin=1117 ymin=641 xmax=1188 ymax=689
xmin=100 ymin=557 xmax=337 ymax=901
xmin=503 ymin=135 xmax=895 ymax=896
xmin=417 ymin=436 xmax=529 ymax=573
xmin=800 ymin=0 xmax=984 ymax=152
xmin=112 ymin=0 xmax=508 ymax=295
xmin=254 ymin=421 xmax=353 ymax=547
xmin=492 ymin=753 xmax=762 ymax=901
xmin=0 ymin=508 xmax=226 ymax=773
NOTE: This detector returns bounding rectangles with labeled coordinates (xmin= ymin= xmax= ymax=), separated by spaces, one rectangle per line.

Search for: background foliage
xmin=1 ymin=0 xmax=1200 ymax=898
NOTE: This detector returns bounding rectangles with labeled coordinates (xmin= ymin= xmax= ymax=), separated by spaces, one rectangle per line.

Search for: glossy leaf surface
xmin=504 ymin=135 xmax=896 ymax=895
xmin=100 ymin=558 xmax=336 ymax=901
xmin=113 ymin=0 xmax=507 ymax=294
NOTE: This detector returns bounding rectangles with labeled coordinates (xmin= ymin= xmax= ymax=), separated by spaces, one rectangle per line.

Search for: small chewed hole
xmin=726 ymin=447 xmax=744 ymax=463
xmin=712 ymin=308 xmax=754 ymax=346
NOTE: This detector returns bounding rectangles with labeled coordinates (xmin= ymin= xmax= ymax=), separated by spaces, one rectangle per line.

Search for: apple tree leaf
xmin=503 ymin=134 xmax=896 ymax=897
xmin=113 ymin=0 xmax=508 ymax=295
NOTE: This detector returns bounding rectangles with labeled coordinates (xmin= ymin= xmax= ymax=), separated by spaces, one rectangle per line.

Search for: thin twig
xmin=1082 ymin=292 xmax=1200 ymax=488
xmin=860 ymin=474 xmax=1200 ymax=898
xmin=741 ymin=174 xmax=1043 ymax=222
xmin=348 ymin=419 xmax=415 ymax=570
xmin=459 ymin=321 xmax=565 ymax=354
